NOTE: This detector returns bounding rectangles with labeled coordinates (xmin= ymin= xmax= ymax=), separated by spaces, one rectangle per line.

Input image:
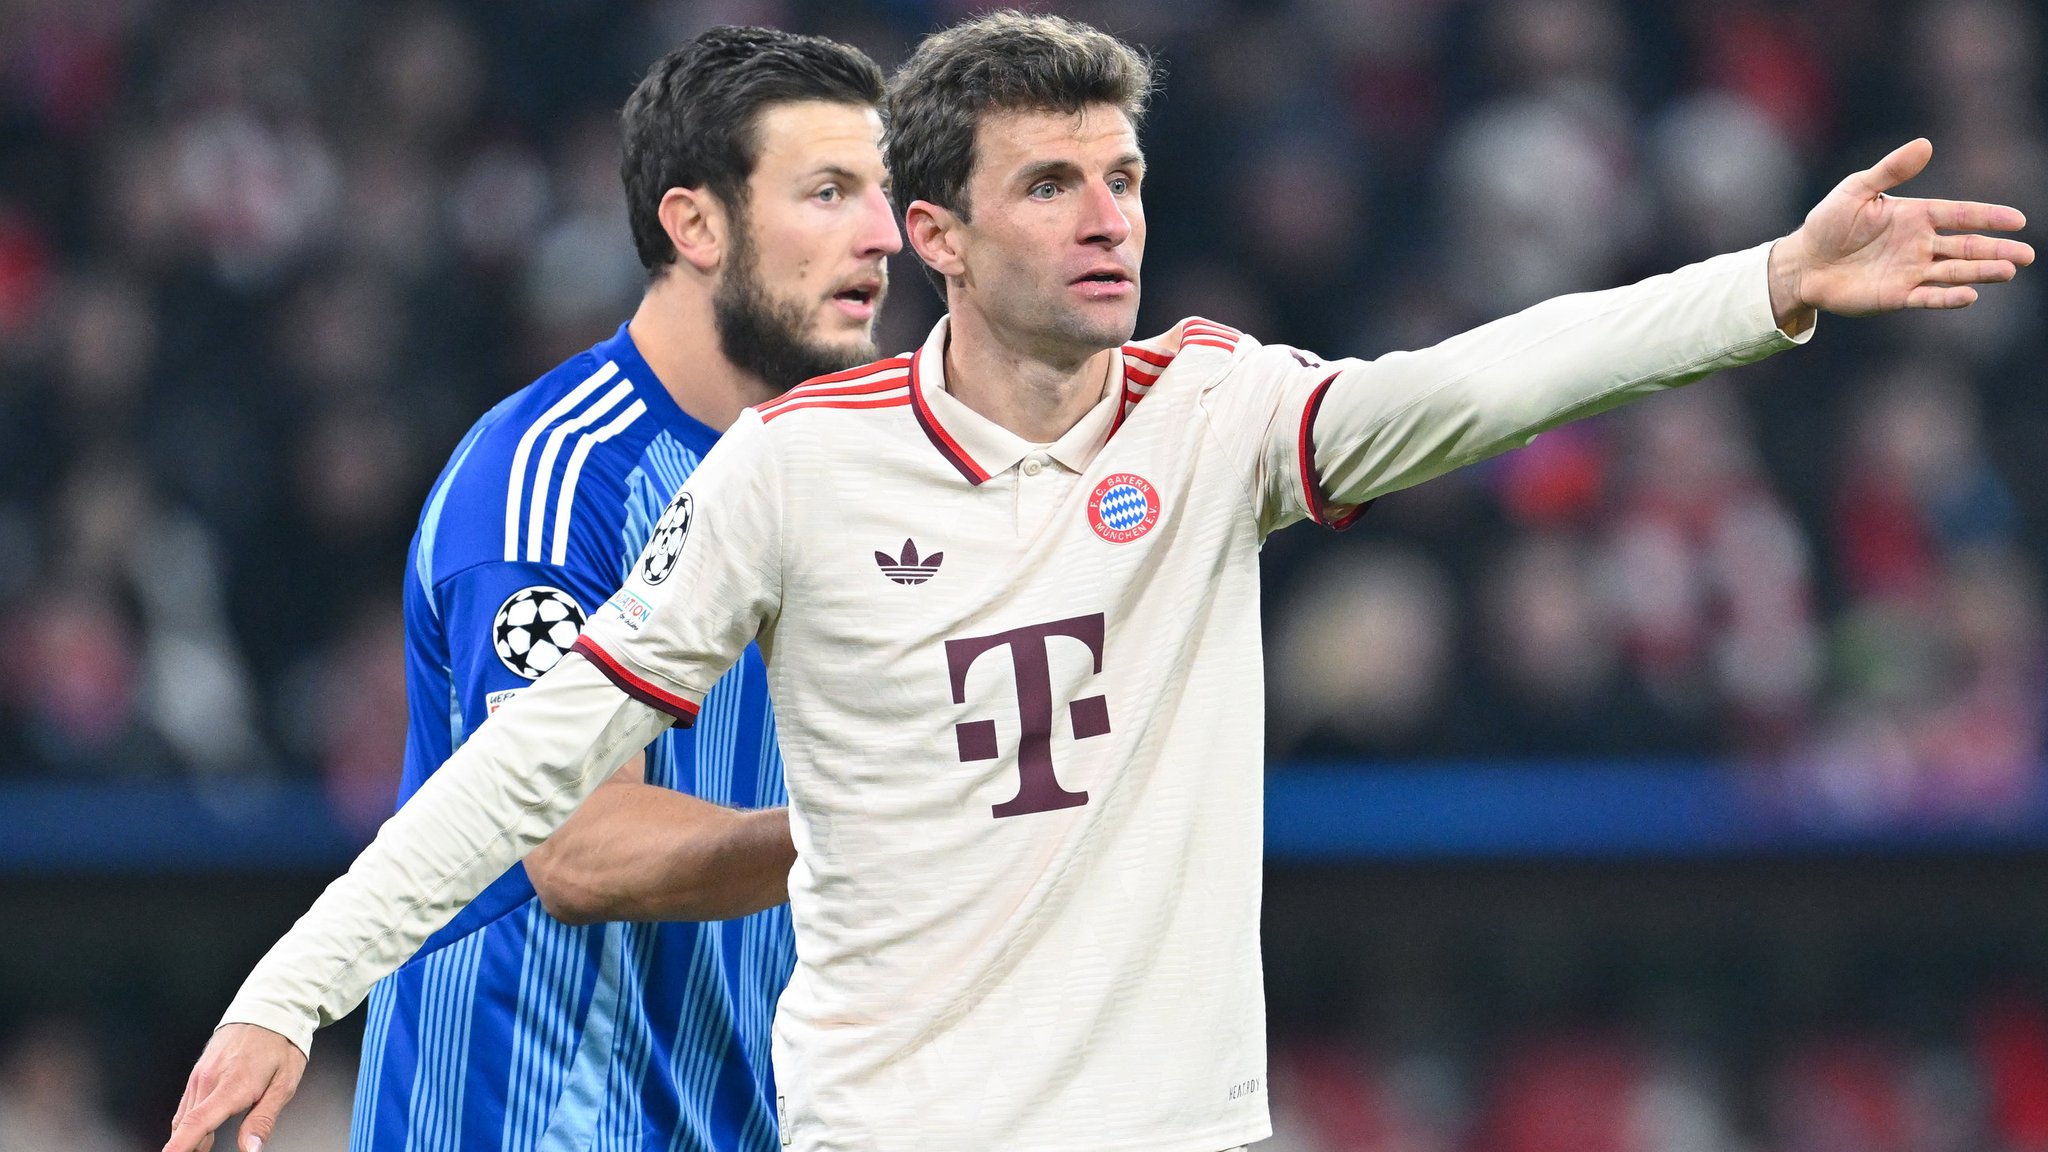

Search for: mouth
xmin=1070 ymin=268 xmax=1135 ymax=300
xmin=829 ymin=278 xmax=883 ymax=321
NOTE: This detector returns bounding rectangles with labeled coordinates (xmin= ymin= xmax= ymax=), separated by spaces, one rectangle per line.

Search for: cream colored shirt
xmin=222 ymin=243 xmax=1805 ymax=1152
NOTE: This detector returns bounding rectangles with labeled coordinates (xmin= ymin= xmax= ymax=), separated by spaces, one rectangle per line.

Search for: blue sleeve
xmin=409 ymin=557 xmax=623 ymax=956
xmin=437 ymin=559 xmax=620 ymax=738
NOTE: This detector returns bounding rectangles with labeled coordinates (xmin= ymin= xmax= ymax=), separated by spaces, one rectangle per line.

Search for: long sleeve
xmin=219 ymin=654 xmax=668 ymax=1054
xmin=1221 ymin=241 xmax=1813 ymax=534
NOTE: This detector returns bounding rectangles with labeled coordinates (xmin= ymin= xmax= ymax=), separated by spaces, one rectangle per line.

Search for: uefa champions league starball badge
xmin=493 ymin=586 xmax=587 ymax=678
xmin=640 ymin=491 xmax=694 ymax=585
xmin=1087 ymin=473 xmax=1160 ymax=543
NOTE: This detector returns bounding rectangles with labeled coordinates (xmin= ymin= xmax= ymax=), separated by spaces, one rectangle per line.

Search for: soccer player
xmin=202 ymin=27 xmax=897 ymax=1152
xmin=168 ymin=13 xmax=2032 ymax=1152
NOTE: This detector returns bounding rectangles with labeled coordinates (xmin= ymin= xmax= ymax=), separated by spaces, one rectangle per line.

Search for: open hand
xmin=1770 ymin=138 xmax=2033 ymax=326
xmin=164 ymin=1023 xmax=307 ymax=1152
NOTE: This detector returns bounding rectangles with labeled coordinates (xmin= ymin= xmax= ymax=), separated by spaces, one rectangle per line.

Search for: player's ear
xmin=905 ymin=200 xmax=967 ymax=281
xmin=658 ymin=186 xmax=725 ymax=274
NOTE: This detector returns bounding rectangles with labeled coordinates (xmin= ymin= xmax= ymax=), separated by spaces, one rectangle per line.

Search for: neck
xmin=941 ymin=301 xmax=1117 ymax=443
xmin=626 ymin=272 xmax=775 ymax=433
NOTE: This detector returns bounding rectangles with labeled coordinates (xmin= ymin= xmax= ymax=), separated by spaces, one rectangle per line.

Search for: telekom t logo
xmin=945 ymin=613 xmax=1111 ymax=818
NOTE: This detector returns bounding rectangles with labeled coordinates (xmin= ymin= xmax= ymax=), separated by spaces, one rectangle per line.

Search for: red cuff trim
xmin=1298 ymin=372 xmax=1371 ymax=531
xmin=570 ymin=636 xmax=699 ymax=727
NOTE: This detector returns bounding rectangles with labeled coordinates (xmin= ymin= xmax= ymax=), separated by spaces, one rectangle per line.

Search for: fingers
xmin=1905 ymin=284 xmax=1980 ymax=309
xmin=1924 ymin=199 xmax=2030 ymax=232
xmin=1922 ymin=258 xmax=2020 ymax=286
xmin=238 ymin=1064 xmax=302 ymax=1152
xmin=1933 ymin=234 xmax=2037 ymax=264
xmin=164 ymin=1086 xmax=244 ymax=1152
xmin=1854 ymin=137 xmax=1933 ymax=196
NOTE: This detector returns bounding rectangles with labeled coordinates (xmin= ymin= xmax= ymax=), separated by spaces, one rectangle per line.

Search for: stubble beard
xmin=713 ymin=219 xmax=880 ymax=395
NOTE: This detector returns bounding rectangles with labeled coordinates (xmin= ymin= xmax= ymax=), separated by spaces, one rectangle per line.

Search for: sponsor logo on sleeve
xmin=605 ymin=589 xmax=655 ymax=632
xmin=485 ymin=688 xmax=521 ymax=714
xmin=492 ymin=586 xmax=587 ymax=679
xmin=639 ymin=491 xmax=693 ymax=585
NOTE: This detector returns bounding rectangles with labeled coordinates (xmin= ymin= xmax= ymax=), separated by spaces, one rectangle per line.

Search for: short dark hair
xmin=886 ymin=11 xmax=1156 ymax=222
xmin=621 ymin=26 xmax=884 ymax=275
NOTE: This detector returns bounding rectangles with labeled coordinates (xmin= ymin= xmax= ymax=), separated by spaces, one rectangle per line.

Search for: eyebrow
xmin=800 ymin=164 xmax=866 ymax=184
xmin=1013 ymin=153 xmax=1147 ymax=186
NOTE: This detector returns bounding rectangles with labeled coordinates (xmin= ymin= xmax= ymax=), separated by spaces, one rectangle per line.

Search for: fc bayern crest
xmin=639 ymin=491 xmax=693 ymax=585
xmin=1087 ymin=473 xmax=1161 ymax=543
xmin=493 ymin=586 xmax=586 ymax=679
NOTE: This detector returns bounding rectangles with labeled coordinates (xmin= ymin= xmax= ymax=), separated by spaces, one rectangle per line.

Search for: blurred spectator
xmin=1269 ymin=546 xmax=1458 ymax=758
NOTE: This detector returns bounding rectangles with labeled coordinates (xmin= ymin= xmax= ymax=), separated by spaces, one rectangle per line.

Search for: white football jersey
xmin=222 ymin=243 xmax=1803 ymax=1152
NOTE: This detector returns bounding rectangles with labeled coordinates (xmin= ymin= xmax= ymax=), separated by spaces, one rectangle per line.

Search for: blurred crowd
xmin=0 ymin=0 xmax=2044 ymax=835
xmin=1266 ymin=994 xmax=2048 ymax=1152
xmin=13 ymin=983 xmax=2048 ymax=1152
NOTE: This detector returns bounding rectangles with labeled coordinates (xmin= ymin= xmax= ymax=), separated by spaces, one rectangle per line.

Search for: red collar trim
xmin=907 ymin=346 xmax=992 ymax=485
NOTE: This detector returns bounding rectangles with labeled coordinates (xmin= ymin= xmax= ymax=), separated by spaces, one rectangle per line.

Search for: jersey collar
xmin=593 ymin=322 xmax=721 ymax=455
xmin=908 ymin=316 xmax=1119 ymax=486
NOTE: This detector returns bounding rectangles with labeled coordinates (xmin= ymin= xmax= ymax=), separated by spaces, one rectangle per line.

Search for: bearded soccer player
xmin=169 ymin=13 xmax=2031 ymax=1152
xmin=196 ymin=27 xmax=896 ymax=1152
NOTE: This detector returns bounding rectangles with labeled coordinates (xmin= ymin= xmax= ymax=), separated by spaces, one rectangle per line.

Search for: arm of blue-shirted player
xmin=524 ymin=752 xmax=794 ymax=924
xmin=1279 ymin=139 xmax=2030 ymax=519
xmin=165 ymin=416 xmax=787 ymax=1152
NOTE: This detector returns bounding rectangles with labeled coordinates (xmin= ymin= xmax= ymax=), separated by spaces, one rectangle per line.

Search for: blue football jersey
xmin=351 ymin=323 xmax=794 ymax=1152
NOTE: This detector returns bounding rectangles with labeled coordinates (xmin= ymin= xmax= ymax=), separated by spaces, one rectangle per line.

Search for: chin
xmin=1063 ymin=310 xmax=1138 ymax=353
xmin=809 ymin=329 xmax=880 ymax=367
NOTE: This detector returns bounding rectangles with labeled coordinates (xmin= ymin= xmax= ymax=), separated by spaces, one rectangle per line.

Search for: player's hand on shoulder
xmin=1770 ymin=137 xmax=2033 ymax=327
xmin=164 ymin=1022 xmax=306 ymax=1152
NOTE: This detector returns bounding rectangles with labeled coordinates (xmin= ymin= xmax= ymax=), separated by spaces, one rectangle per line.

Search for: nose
xmin=1077 ymin=178 xmax=1132 ymax=248
xmin=858 ymin=186 xmax=903 ymax=258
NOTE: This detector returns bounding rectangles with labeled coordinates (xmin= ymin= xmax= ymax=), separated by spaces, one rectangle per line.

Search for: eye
xmin=1029 ymin=181 xmax=1059 ymax=201
xmin=816 ymin=184 xmax=843 ymax=203
xmin=1108 ymin=175 xmax=1132 ymax=195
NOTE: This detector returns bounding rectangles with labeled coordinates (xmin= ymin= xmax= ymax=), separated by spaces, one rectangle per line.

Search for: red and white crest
xmin=1087 ymin=473 xmax=1160 ymax=544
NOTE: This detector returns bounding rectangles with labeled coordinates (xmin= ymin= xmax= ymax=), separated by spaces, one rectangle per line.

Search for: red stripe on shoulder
xmin=760 ymin=394 xmax=911 ymax=423
xmin=1123 ymin=345 xmax=1173 ymax=368
xmin=758 ymin=370 xmax=909 ymax=416
xmin=1183 ymin=318 xmax=1243 ymax=338
xmin=759 ymin=377 xmax=907 ymax=417
xmin=791 ymin=357 xmax=911 ymax=389
xmin=571 ymin=636 xmax=699 ymax=725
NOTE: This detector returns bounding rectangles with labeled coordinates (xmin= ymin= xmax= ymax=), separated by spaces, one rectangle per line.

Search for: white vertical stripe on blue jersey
xmin=531 ymin=923 xmax=630 ymax=1152
xmin=403 ymin=931 xmax=487 ymax=1152
xmin=351 ymin=979 xmax=399 ymax=1152
xmin=525 ymin=380 xmax=635 ymax=562
xmin=551 ymin=399 xmax=648 ymax=565
xmin=417 ymin=419 xmax=491 ymax=607
xmin=505 ymin=910 xmax=586 ymax=1152
xmin=504 ymin=361 xmax=617 ymax=561
xmin=663 ymin=923 xmax=737 ymax=1152
xmin=595 ymin=925 xmax=664 ymax=1152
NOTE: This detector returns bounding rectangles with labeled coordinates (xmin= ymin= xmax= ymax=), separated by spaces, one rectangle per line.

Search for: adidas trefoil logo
xmin=875 ymin=539 xmax=943 ymax=585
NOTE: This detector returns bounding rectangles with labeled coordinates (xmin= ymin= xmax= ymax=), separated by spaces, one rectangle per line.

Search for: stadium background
xmin=2 ymin=0 xmax=2047 ymax=1147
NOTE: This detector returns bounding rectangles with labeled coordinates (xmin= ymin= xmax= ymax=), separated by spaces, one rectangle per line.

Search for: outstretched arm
xmin=525 ymin=753 xmax=794 ymax=924
xmin=1271 ymin=138 xmax=2030 ymax=520
xmin=165 ymin=654 xmax=667 ymax=1152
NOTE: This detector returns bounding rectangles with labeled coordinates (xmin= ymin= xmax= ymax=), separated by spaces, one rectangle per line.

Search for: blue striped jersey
xmin=352 ymin=322 xmax=794 ymax=1152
